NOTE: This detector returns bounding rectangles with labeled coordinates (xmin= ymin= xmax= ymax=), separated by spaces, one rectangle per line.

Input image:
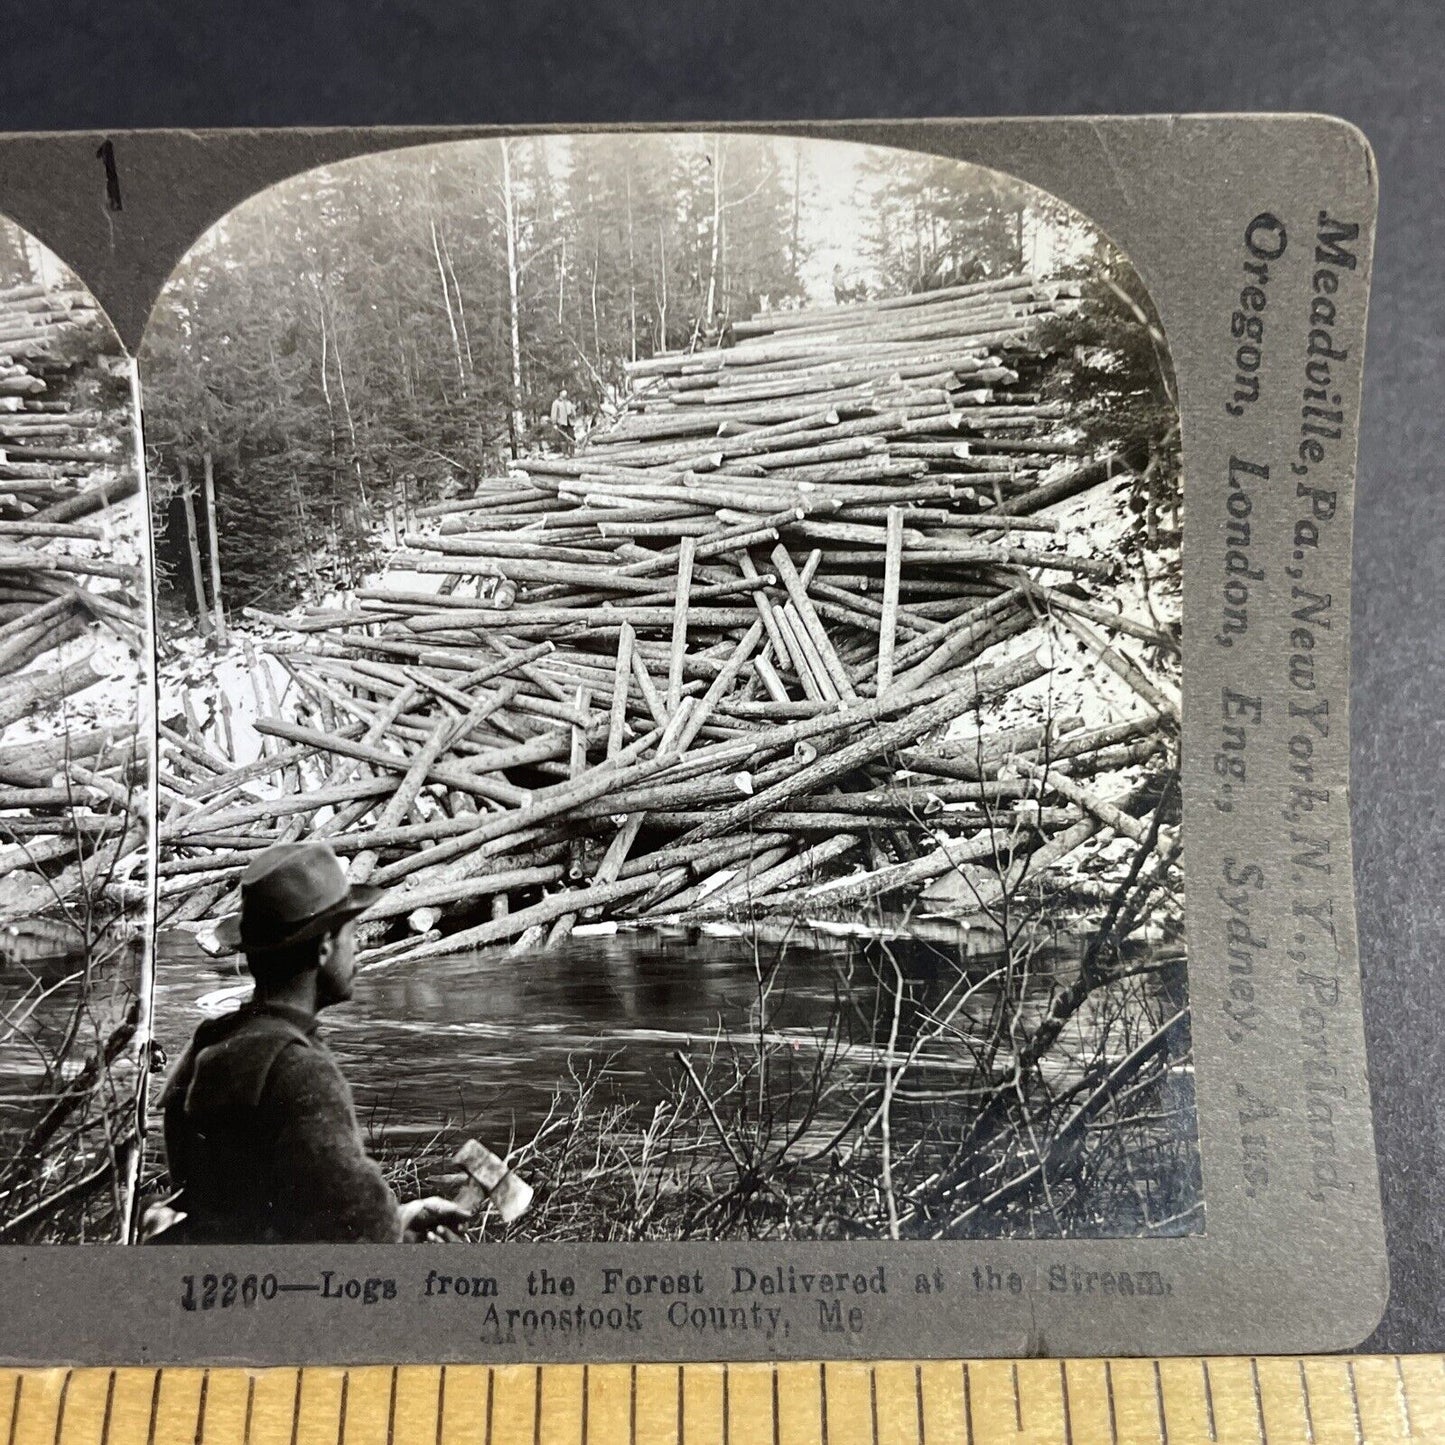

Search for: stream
xmin=150 ymin=919 xmax=1190 ymax=1172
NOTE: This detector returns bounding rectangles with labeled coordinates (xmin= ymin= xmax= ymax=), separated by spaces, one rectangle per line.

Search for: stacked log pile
xmin=159 ymin=274 xmax=1182 ymax=959
xmin=0 ymin=281 xmax=148 ymax=931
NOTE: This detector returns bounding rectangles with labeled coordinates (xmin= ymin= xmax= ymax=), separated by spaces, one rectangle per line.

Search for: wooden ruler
xmin=4 ymin=1358 xmax=1444 ymax=1445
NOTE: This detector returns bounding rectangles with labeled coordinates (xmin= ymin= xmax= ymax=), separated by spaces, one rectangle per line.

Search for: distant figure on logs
xmin=142 ymin=842 xmax=470 ymax=1244
xmin=548 ymin=386 xmax=577 ymax=454
xmin=832 ymin=263 xmax=868 ymax=304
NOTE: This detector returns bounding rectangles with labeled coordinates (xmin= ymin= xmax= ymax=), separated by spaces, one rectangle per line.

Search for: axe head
xmin=453 ymin=1139 xmax=534 ymax=1224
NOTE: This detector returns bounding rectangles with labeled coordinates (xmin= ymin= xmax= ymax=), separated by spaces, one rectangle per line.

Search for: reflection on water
xmin=0 ymin=929 xmax=145 ymax=1246
xmin=151 ymin=918 xmax=1186 ymax=1164
xmin=0 ymin=939 xmax=140 ymax=1137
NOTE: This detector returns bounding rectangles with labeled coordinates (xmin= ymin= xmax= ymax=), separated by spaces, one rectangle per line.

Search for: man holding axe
xmin=147 ymin=842 xmax=473 ymax=1244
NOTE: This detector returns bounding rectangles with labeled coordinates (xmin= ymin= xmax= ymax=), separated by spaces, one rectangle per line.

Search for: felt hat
xmin=215 ymin=841 xmax=383 ymax=955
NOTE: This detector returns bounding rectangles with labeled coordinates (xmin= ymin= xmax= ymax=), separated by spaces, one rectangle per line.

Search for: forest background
xmin=139 ymin=133 xmax=1171 ymax=620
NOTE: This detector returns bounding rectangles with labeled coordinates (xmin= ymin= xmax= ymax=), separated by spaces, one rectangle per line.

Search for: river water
xmin=151 ymin=919 xmax=1013 ymax=1157
xmin=150 ymin=919 xmax=1192 ymax=1181
xmin=0 ymin=918 xmax=1198 ymax=1239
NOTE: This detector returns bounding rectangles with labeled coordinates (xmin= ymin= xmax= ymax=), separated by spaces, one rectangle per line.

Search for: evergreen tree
xmin=857 ymin=151 xmax=1032 ymax=294
xmin=1034 ymin=241 xmax=1181 ymax=550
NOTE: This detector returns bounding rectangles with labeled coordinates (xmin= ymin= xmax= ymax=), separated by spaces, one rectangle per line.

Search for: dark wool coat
xmin=159 ymin=1000 xmax=402 ymax=1243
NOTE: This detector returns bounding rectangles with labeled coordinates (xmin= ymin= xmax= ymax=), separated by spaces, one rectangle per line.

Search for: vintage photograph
xmin=0 ymin=221 xmax=153 ymax=1244
xmin=137 ymin=132 xmax=1197 ymax=1247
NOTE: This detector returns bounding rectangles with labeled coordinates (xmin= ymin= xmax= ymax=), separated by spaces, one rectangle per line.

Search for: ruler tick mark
xmin=773 ymin=1367 xmax=781 ymax=1445
xmin=145 ymin=1371 xmax=162 ymax=1445
xmin=869 ymin=1367 xmax=879 ymax=1445
xmin=6 ymin=1375 xmax=20 ymax=1445
xmin=100 ymin=1373 xmax=116 ymax=1445
xmin=914 ymin=1364 xmax=925 ymax=1445
xmin=628 ymin=1365 xmax=636 ymax=1445
xmin=484 ymin=1369 xmax=494 ymax=1445
xmin=1104 ymin=1361 xmax=1119 ymax=1445
xmin=818 ymin=1364 xmax=828 ymax=1445
xmin=961 ymin=1363 xmax=973 ymax=1445
xmin=1393 ymin=1353 xmax=1413 ymax=1438
xmin=531 ymin=1366 xmax=541 ymax=1445
xmin=1298 ymin=1360 xmax=1315 ymax=1444
xmin=243 ymin=1378 xmax=256 ymax=1445
xmin=1059 ymin=1362 xmax=1074 ymax=1445
xmin=580 ymin=1367 xmax=588 ymax=1445
xmin=1345 ymin=1360 xmax=1363 ymax=1445
xmin=291 ymin=1368 xmax=303 ymax=1445
xmin=336 ymin=1374 xmax=349 ymax=1445
xmin=193 ymin=1371 xmax=209 ymax=1445
xmin=675 ymin=1366 xmax=684 ymax=1445
xmin=52 ymin=1371 xmax=72 ymax=1445
xmin=1248 ymin=1358 xmax=1265 ymax=1445
xmin=1011 ymin=1361 xmax=1022 ymax=1435
xmin=1201 ymin=1360 xmax=1217 ymax=1443
xmin=437 ymin=1367 xmax=447 ymax=1445
xmin=1154 ymin=1359 xmax=1168 ymax=1445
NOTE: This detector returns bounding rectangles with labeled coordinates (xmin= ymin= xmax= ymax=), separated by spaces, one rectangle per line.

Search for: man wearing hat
xmin=150 ymin=842 xmax=469 ymax=1244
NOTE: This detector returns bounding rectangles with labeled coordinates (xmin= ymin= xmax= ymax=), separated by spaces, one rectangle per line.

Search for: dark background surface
xmin=2 ymin=1 xmax=1440 ymax=1354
